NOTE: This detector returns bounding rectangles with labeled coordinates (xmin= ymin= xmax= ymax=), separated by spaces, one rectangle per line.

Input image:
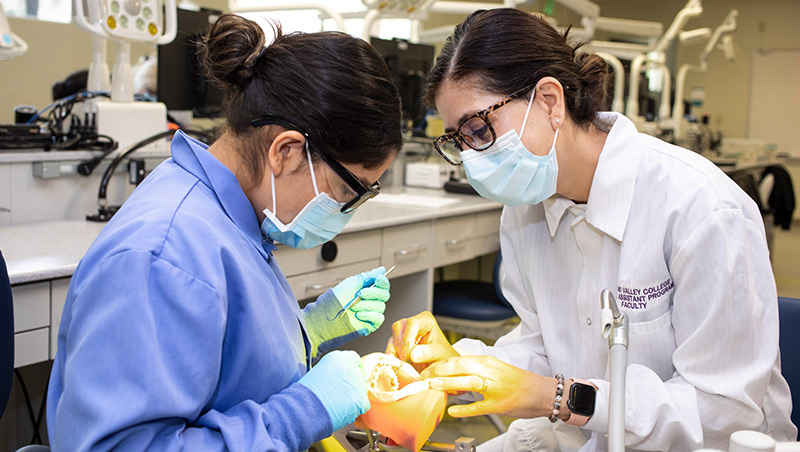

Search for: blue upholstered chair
xmin=433 ymin=252 xmax=518 ymax=342
xmin=778 ymin=296 xmax=800 ymax=440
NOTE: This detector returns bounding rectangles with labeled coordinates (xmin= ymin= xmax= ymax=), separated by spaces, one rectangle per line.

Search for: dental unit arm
xmin=228 ymin=1 xmax=345 ymax=32
xmin=626 ymin=0 xmax=703 ymax=124
xmin=601 ymin=289 xmax=628 ymax=452
xmin=671 ymin=9 xmax=737 ymax=141
xmin=0 ymin=3 xmax=28 ymax=61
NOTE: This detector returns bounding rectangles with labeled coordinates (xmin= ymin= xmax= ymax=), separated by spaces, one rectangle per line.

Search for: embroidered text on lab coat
xmin=617 ymin=278 xmax=674 ymax=309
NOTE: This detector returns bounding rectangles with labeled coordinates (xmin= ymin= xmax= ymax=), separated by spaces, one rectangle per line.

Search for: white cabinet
xmin=12 ymin=282 xmax=50 ymax=368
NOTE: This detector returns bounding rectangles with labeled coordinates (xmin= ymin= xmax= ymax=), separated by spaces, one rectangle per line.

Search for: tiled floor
xmin=426 ymin=221 xmax=800 ymax=447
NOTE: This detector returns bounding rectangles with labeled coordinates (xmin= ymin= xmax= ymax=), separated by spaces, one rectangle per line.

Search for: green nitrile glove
xmin=303 ymin=267 xmax=391 ymax=358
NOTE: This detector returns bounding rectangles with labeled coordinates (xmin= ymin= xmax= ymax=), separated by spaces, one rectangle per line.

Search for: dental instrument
xmin=331 ymin=266 xmax=396 ymax=320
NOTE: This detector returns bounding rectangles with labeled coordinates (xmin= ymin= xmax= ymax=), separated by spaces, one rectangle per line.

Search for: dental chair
xmin=432 ymin=252 xmax=519 ymax=433
xmin=1 ymin=250 xmax=51 ymax=452
xmin=778 ymin=296 xmax=800 ymax=440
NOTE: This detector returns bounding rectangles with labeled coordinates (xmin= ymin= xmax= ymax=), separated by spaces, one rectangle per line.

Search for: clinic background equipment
xmin=600 ymin=289 xmax=628 ymax=452
xmin=0 ymin=3 xmax=28 ymax=61
xmin=626 ymin=0 xmax=704 ymax=130
xmin=72 ymin=0 xmax=177 ymax=153
xmin=157 ymin=7 xmax=224 ymax=118
xmin=370 ymin=37 xmax=434 ymax=136
xmin=671 ymin=9 xmax=737 ymax=142
xmin=86 ymin=127 xmax=211 ymax=222
xmin=331 ymin=424 xmax=476 ymax=452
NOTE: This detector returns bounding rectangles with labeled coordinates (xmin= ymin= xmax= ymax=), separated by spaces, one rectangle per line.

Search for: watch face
xmin=568 ymin=382 xmax=596 ymax=416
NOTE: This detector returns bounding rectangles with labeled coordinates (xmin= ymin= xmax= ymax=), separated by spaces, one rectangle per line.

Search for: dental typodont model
xmin=356 ymin=353 xmax=448 ymax=452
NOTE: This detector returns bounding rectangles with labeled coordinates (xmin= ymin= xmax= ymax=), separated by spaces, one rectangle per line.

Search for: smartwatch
xmin=565 ymin=378 xmax=597 ymax=426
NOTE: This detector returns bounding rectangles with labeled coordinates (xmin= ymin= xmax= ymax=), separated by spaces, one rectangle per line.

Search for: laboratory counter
xmin=1 ymin=186 xmax=503 ymax=367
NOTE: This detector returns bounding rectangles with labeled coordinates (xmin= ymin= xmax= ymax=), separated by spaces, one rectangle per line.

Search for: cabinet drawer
xmin=382 ymin=222 xmax=432 ymax=277
xmin=287 ymin=258 xmax=381 ymax=301
xmin=11 ymin=281 xmax=50 ymax=333
xmin=274 ymin=230 xmax=382 ymax=277
xmin=14 ymin=328 xmax=49 ymax=368
xmin=434 ymin=215 xmax=476 ymax=267
xmin=472 ymin=210 xmax=502 ymax=256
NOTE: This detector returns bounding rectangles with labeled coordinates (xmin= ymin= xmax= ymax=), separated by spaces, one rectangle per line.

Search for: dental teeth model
xmin=368 ymin=362 xmax=400 ymax=392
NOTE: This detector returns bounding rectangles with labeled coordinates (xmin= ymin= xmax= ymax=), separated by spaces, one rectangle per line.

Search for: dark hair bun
xmin=197 ymin=14 xmax=269 ymax=91
xmin=573 ymin=52 xmax=609 ymax=122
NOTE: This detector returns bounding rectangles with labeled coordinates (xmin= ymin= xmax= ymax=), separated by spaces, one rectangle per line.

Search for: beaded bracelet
xmin=549 ymin=373 xmax=565 ymax=423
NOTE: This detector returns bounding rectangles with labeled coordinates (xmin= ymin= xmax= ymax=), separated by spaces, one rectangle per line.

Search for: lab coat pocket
xmin=626 ymin=310 xmax=676 ymax=381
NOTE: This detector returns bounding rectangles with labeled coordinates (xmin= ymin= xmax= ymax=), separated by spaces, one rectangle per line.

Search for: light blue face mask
xmin=461 ymin=88 xmax=559 ymax=206
xmin=261 ymin=146 xmax=353 ymax=249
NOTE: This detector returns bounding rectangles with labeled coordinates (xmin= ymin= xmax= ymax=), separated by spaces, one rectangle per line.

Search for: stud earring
xmin=555 ymin=119 xmax=561 ymax=124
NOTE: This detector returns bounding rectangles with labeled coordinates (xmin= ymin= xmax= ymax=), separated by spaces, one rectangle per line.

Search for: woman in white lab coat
xmin=389 ymin=8 xmax=796 ymax=451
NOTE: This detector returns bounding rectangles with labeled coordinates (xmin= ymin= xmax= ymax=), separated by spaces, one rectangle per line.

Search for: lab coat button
xmin=586 ymin=318 xmax=592 ymax=325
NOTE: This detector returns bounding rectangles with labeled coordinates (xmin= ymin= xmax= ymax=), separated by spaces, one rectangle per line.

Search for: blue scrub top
xmin=47 ymin=131 xmax=331 ymax=451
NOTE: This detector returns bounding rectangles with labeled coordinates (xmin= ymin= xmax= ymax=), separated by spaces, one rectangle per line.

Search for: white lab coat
xmin=455 ymin=112 xmax=796 ymax=451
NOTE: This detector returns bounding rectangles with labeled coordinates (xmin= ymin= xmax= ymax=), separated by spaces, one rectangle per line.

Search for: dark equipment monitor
xmin=157 ymin=8 xmax=224 ymax=117
xmin=370 ymin=37 xmax=434 ymax=137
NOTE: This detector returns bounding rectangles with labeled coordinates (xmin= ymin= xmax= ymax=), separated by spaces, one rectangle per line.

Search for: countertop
xmin=0 ymin=186 xmax=501 ymax=285
xmin=0 ymin=148 xmax=171 ymax=164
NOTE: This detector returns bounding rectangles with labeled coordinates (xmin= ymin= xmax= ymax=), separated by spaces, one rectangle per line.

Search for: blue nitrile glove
xmin=303 ymin=267 xmax=391 ymax=357
xmin=297 ymin=350 xmax=370 ymax=432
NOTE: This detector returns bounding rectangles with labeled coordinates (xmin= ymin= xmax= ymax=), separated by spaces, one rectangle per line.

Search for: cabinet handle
xmin=306 ymin=281 xmax=340 ymax=294
xmin=445 ymin=238 xmax=468 ymax=248
xmin=395 ymin=245 xmax=427 ymax=257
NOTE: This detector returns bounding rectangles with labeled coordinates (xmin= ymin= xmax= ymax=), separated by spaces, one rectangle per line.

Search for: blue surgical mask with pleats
xmin=261 ymin=146 xmax=353 ymax=249
xmin=461 ymin=88 xmax=560 ymax=206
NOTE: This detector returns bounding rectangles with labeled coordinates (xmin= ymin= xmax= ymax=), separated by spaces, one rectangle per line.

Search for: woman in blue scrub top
xmin=47 ymin=14 xmax=403 ymax=452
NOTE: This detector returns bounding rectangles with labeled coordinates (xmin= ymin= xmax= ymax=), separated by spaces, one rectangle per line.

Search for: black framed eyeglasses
xmin=250 ymin=115 xmax=380 ymax=213
xmin=433 ymin=84 xmax=535 ymax=166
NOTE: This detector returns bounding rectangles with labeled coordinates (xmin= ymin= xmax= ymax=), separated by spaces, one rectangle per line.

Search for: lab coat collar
xmin=543 ymin=112 xmax=639 ymax=241
xmin=170 ymin=130 xmax=273 ymax=257
xmin=543 ymin=196 xmax=575 ymax=236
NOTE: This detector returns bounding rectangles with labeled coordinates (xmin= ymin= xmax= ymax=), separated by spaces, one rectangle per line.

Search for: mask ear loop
xmin=270 ymin=172 xmax=277 ymax=216
xmin=518 ymin=87 xmax=537 ymax=140
xmin=305 ymin=140 xmax=321 ymax=196
xmin=269 ymin=139 xmax=320 ymax=217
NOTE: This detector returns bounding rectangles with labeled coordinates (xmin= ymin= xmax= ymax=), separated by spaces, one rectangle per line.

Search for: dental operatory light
xmin=0 ymin=3 xmax=28 ymax=61
xmin=74 ymin=0 xmax=176 ymax=101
